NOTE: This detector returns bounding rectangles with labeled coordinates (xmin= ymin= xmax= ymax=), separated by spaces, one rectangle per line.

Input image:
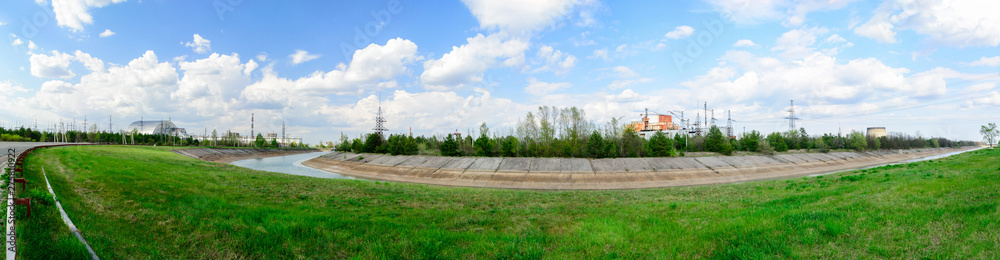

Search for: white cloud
xmin=612 ymin=66 xmax=639 ymax=78
xmin=679 ymin=50 xmax=1000 ymax=118
xmin=183 ymin=34 xmax=211 ymax=54
xmin=664 ymin=25 xmax=694 ymax=39
xmin=73 ymin=50 xmax=105 ymax=72
xmin=966 ymin=56 xmax=1000 ymax=67
xmin=854 ymin=0 xmax=1000 ymax=47
xmin=173 ymin=53 xmax=256 ymax=116
xmin=589 ymin=48 xmax=609 ymax=61
xmin=318 ymin=89 xmax=526 ymax=135
xmin=525 ymin=77 xmax=572 ymax=96
xmin=289 ymin=50 xmax=320 ymax=65
xmin=609 ymin=78 xmax=653 ymax=89
xmin=733 ymin=39 xmax=758 ymax=47
xmin=772 ymin=27 xmax=828 ymax=59
xmin=971 ymin=91 xmax=1000 ymax=106
xmin=49 ymin=0 xmax=127 ymax=32
xmin=31 ymin=50 xmax=179 ymax=117
xmin=256 ymin=52 xmax=268 ymax=62
xmin=28 ymin=41 xmax=38 ymax=50
xmin=29 ymin=50 xmax=76 ymax=78
xmin=0 ymin=81 xmax=28 ymax=93
xmin=706 ymin=0 xmax=858 ymax=26
xmin=0 ymin=21 xmax=6 ymax=26
xmin=421 ymin=33 xmax=529 ymax=90
xmin=533 ymin=45 xmax=577 ymax=74
xmin=244 ymin=38 xmax=421 ymax=106
xmin=99 ymin=29 xmax=115 ymax=37
xmin=607 ymin=66 xmax=652 ymax=89
xmin=12 ymin=38 xmax=23 ymax=46
xmin=460 ymin=0 xmax=581 ymax=34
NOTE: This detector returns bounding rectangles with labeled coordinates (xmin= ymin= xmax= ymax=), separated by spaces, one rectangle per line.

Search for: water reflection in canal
xmin=231 ymin=152 xmax=354 ymax=179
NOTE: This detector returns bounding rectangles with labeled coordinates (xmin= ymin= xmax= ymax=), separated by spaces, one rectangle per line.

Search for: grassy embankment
xmin=17 ymin=145 xmax=1000 ymax=259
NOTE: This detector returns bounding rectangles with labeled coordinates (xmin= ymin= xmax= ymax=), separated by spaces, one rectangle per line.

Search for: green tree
xmin=815 ymin=136 xmax=829 ymax=153
xmin=848 ymin=130 xmax=867 ymax=151
xmin=981 ymin=123 xmax=998 ymax=147
xmin=587 ymin=131 xmax=605 ymax=158
xmin=766 ymin=132 xmax=788 ymax=152
xmin=500 ymin=136 xmax=518 ymax=157
xmin=474 ymin=134 xmax=494 ymax=157
xmin=270 ymin=138 xmax=279 ymax=148
xmin=351 ymin=138 xmax=363 ymax=153
xmin=705 ymin=126 xmax=726 ymax=153
xmin=441 ymin=134 xmax=460 ymax=157
xmin=673 ymin=133 xmax=687 ymax=151
xmin=254 ymin=133 xmax=266 ymax=147
xmin=739 ymin=130 xmax=761 ymax=152
xmin=363 ymin=133 xmax=384 ymax=153
xmin=646 ymin=131 xmax=675 ymax=157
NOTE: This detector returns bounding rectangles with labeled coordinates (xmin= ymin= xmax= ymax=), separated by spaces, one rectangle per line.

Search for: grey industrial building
xmin=125 ymin=120 xmax=188 ymax=137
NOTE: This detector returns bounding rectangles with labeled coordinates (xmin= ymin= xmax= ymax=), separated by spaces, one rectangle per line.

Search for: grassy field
xmin=17 ymin=145 xmax=999 ymax=259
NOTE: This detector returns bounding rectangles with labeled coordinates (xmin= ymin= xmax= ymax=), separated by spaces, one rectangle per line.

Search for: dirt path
xmin=302 ymin=147 xmax=980 ymax=190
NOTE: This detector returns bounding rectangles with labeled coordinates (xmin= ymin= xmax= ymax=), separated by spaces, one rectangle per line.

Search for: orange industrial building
xmin=628 ymin=115 xmax=680 ymax=132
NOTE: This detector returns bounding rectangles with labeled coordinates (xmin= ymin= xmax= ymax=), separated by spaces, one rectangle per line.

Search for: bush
xmin=758 ymin=141 xmax=775 ymax=155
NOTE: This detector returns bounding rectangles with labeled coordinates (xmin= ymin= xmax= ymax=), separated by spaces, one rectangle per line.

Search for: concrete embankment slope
xmin=174 ymin=148 xmax=321 ymax=163
xmin=302 ymin=147 xmax=979 ymax=190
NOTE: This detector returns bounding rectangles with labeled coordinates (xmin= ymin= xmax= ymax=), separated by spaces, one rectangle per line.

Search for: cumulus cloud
xmin=589 ymin=48 xmax=609 ymax=61
xmin=524 ymin=77 xmax=572 ymax=96
xmin=319 ymin=89 xmax=527 ymax=135
xmin=183 ymin=34 xmax=211 ymax=54
xmin=733 ymin=39 xmax=758 ymax=47
xmin=29 ymin=50 xmax=76 ymax=78
xmin=460 ymin=0 xmax=581 ymax=34
xmin=854 ymin=0 xmax=1000 ymax=47
xmin=244 ymin=38 xmax=421 ymax=107
xmin=28 ymin=41 xmax=38 ymax=50
xmin=607 ymin=66 xmax=652 ymax=89
xmin=31 ymin=50 xmax=179 ymax=117
xmin=0 ymin=81 xmax=28 ymax=93
xmin=966 ymin=56 xmax=1000 ymax=67
xmin=99 ymin=29 xmax=115 ymax=37
xmin=421 ymin=33 xmax=529 ymax=90
xmin=12 ymin=38 xmax=23 ymax=46
xmin=532 ymin=45 xmax=576 ymax=74
xmin=664 ymin=25 xmax=694 ymax=39
xmin=706 ymin=0 xmax=858 ymax=26
xmin=289 ymin=50 xmax=320 ymax=65
xmin=49 ymin=0 xmax=127 ymax=32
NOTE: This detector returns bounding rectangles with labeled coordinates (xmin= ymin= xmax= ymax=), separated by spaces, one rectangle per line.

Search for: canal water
xmin=231 ymin=151 xmax=354 ymax=179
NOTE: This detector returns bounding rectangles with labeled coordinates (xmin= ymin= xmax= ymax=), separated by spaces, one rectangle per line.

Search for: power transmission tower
xmin=784 ymin=100 xmax=800 ymax=131
xmin=727 ymin=110 xmax=733 ymax=137
xmin=373 ymin=93 xmax=388 ymax=135
xmin=282 ymin=121 xmax=286 ymax=147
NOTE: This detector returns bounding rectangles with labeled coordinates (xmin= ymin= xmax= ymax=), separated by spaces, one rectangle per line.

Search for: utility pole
xmin=251 ymin=113 xmax=254 ymax=147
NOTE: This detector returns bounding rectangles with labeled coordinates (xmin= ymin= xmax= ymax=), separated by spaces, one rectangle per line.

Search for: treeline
xmin=336 ymin=106 xmax=976 ymax=158
xmin=0 ymin=126 xmax=309 ymax=148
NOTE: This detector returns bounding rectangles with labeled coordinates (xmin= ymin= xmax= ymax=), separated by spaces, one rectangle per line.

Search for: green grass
xmin=19 ymin=145 xmax=1000 ymax=259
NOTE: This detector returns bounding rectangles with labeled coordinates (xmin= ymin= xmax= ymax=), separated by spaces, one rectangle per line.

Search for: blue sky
xmin=1 ymin=0 xmax=998 ymax=144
